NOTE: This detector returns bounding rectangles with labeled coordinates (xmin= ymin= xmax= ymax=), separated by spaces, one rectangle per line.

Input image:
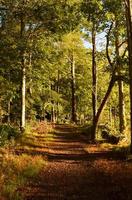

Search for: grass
xmin=0 ymin=149 xmax=46 ymax=200
xmin=19 ymin=121 xmax=54 ymax=148
xmin=0 ymin=121 xmax=54 ymax=200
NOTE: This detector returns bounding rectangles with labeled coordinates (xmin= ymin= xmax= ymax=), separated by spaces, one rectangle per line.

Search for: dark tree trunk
xmin=92 ymin=74 xmax=117 ymax=139
xmin=52 ymin=104 xmax=56 ymax=123
xmin=91 ymin=23 xmax=97 ymax=140
xmin=7 ymin=99 xmax=11 ymax=124
xmin=115 ymin=21 xmax=126 ymax=133
xmin=125 ymin=0 xmax=132 ymax=152
xmin=7 ymin=71 xmax=11 ymax=124
xmin=118 ymin=80 xmax=126 ymax=133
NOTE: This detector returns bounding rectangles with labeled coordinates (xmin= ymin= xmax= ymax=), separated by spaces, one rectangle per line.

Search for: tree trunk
xmin=7 ymin=99 xmax=11 ymax=124
xmin=91 ymin=23 xmax=97 ymax=140
xmin=92 ymin=74 xmax=117 ymax=139
xmin=56 ymin=70 xmax=60 ymax=123
xmin=7 ymin=71 xmax=11 ymax=124
xmin=20 ymin=15 xmax=26 ymax=132
xmin=118 ymin=80 xmax=126 ymax=132
xmin=21 ymin=57 xmax=26 ymax=131
xmin=71 ymin=54 xmax=77 ymax=123
xmin=115 ymin=21 xmax=126 ymax=133
xmin=125 ymin=0 xmax=132 ymax=152
xmin=109 ymin=105 xmax=112 ymax=127
xmin=52 ymin=103 xmax=56 ymax=123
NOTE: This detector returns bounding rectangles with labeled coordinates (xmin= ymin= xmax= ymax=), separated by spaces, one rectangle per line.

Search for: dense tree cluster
xmin=0 ymin=0 xmax=132 ymax=149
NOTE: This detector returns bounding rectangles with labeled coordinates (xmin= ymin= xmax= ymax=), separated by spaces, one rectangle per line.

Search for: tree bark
xmin=92 ymin=73 xmax=117 ymax=139
xmin=125 ymin=0 xmax=132 ymax=152
xmin=91 ymin=23 xmax=97 ymax=140
xmin=20 ymin=14 xmax=26 ymax=132
xmin=71 ymin=54 xmax=77 ymax=123
xmin=109 ymin=105 xmax=112 ymax=127
xmin=118 ymin=81 xmax=126 ymax=132
xmin=21 ymin=63 xmax=26 ymax=131
xmin=56 ymin=70 xmax=60 ymax=123
xmin=7 ymin=99 xmax=11 ymax=124
xmin=52 ymin=104 xmax=56 ymax=123
xmin=7 ymin=71 xmax=11 ymax=124
xmin=115 ymin=21 xmax=126 ymax=133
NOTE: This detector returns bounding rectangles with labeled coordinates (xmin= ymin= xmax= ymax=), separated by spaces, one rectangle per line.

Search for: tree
xmin=89 ymin=0 xmax=128 ymax=139
xmin=125 ymin=0 xmax=132 ymax=152
xmin=104 ymin=0 xmax=127 ymax=134
xmin=115 ymin=20 xmax=126 ymax=134
xmin=0 ymin=0 xmax=82 ymax=131
xmin=81 ymin=0 xmax=105 ymax=139
xmin=61 ymin=31 xmax=90 ymax=123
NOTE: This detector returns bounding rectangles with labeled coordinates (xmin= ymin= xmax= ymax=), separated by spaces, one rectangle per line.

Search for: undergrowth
xmin=0 ymin=121 xmax=53 ymax=200
xmin=0 ymin=124 xmax=20 ymax=146
xmin=0 ymin=149 xmax=46 ymax=200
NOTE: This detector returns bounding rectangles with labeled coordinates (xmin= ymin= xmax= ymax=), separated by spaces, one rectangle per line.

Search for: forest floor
xmin=16 ymin=124 xmax=132 ymax=200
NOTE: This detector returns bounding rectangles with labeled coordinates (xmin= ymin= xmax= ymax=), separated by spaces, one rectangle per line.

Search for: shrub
xmin=0 ymin=124 xmax=20 ymax=146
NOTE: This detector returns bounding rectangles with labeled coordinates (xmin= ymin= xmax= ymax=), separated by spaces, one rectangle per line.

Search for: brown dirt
xmin=19 ymin=125 xmax=132 ymax=200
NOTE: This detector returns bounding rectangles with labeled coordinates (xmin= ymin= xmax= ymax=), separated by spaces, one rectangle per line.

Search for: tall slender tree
xmin=115 ymin=19 xmax=126 ymax=134
xmin=91 ymin=22 xmax=97 ymax=139
xmin=71 ymin=53 xmax=77 ymax=123
xmin=124 ymin=0 xmax=132 ymax=152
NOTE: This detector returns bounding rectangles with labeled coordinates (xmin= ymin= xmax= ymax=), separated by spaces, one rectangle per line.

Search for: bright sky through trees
xmin=83 ymin=32 xmax=106 ymax=51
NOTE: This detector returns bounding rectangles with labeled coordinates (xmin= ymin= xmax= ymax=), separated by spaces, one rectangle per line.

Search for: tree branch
xmin=106 ymin=22 xmax=114 ymax=69
xmin=118 ymin=40 xmax=127 ymax=48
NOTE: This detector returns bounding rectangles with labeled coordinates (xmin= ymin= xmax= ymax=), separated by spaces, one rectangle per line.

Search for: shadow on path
xmin=19 ymin=125 xmax=132 ymax=200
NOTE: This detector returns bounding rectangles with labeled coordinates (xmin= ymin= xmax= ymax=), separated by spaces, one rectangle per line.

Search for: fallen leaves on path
xmin=16 ymin=124 xmax=132 ymax=200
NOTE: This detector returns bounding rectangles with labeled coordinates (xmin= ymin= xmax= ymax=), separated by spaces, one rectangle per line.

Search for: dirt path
xmin=22 ymin=125 xmax=132 ymax=200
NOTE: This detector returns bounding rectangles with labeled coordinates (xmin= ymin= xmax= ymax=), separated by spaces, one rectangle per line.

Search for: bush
xmin=101 ymin=130 xmax=120 ymax=144
xmin=0 ymin=124 xmax=20 ymax=146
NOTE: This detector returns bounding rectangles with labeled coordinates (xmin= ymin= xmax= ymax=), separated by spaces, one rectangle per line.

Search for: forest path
xmin=21 ymin=125 xmax=132 ymax=200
